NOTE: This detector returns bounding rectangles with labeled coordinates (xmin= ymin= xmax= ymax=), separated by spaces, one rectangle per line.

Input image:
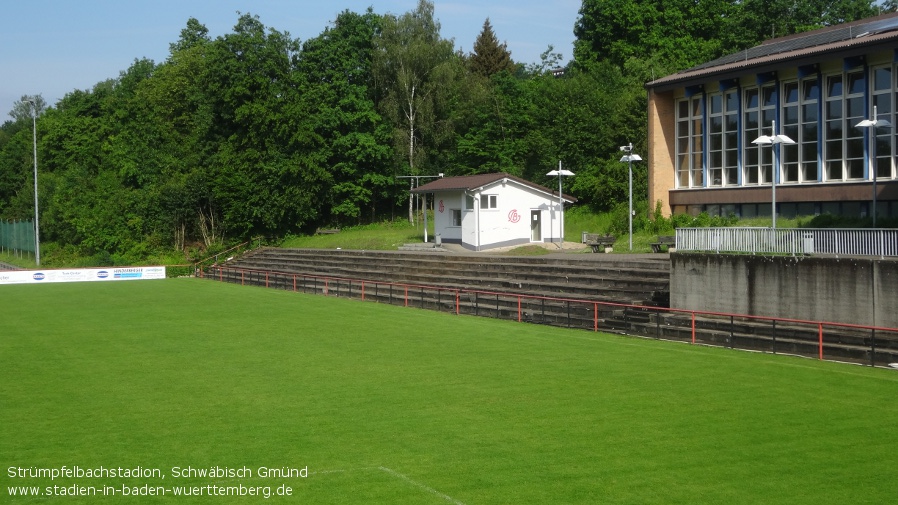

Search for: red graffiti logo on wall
xmin=508 ymin=209 xmax=521 ymax=223
xmin=438 ymin=200 xmax=445 ymax=213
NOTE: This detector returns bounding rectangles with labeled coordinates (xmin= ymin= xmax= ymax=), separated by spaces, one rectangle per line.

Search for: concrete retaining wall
xmin=671 ymin=254 xmax=898 ymax=328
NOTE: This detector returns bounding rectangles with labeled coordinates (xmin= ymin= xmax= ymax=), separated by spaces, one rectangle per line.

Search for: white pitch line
xmin=309 ymin=469 xmax=348 ymax=475
xmin=378 ymin=466 xmax=466 ymax=505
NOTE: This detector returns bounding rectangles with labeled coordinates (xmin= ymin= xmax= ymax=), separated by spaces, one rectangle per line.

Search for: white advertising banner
xmin=0 ymin=266 xmax=166 ymax=285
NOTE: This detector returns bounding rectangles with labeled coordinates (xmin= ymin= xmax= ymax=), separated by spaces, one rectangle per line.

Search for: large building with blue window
xmin=646 ymin=12 xmax=898 ymax=220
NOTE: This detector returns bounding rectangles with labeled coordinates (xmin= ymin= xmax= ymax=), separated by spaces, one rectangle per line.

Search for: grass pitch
xmin=2 ymin=279 xmax=897 ymax=504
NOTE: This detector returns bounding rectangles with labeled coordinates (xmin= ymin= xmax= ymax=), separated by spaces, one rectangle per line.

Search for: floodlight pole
xmin=25 ymin=98 xmax=40 ymax=266
xmin=546 ymin=161 xmax=574 ymax=247
xmin=856 ymin=105 xmax=892 ymax=228
xmin=619 ymin=144 xmax=642 ymax=251
xmin=752 ymin=120 xmax=795 ymax=231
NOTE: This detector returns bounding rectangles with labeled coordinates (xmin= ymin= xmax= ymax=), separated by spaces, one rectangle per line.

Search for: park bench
xmin=315 ymin=228 xmax=341 ymax=235
xmin=650 ymin=235 xmax=676 ymax=253
xmin=583 ymin=233 xmax=616 ymax=253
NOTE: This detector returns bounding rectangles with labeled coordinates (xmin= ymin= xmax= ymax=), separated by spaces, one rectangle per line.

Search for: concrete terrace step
xmin=243 ymin=248 xmax=671 ymax=281
xmin=397 ymin=243 xmax=449 ymax=252
xmin=229 ymin=248 xmax=671 ymax=306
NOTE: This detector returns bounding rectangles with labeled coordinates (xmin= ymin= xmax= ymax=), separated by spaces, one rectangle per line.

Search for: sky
xmin=1 ymin=0 xmax=582 ymax=115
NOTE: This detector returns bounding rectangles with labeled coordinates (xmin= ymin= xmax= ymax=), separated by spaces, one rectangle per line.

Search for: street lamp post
xmin=752 ymin=120 xmax=795 ymax=230
xmin=856 ymin=105 xmax=892 ymax=228
xmin=619 ymin=144 xmax=642 ymax=251
xmin=25 ymin=98 xmax=40 ymax=266
xmin=546 ymin=161 xmax=574 ymax=246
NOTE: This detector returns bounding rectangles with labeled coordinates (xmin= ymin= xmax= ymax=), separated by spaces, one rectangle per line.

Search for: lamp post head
xmin=856 ymin=105 xmax=893 ymax=129
xmin=619 ymin=154 xmax=642 ymax=163
xmin=546 ymin=169 xmax=574 ymax=177
xmin=753 ymin=134 xmax=795 ymax=145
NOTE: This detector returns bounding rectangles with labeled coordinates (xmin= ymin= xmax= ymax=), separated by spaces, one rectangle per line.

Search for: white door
xmin=531 ymin=210 xmax=542 ymax=241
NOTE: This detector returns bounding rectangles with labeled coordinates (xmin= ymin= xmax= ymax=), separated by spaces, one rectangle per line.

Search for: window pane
xmin=848 ymin=71 xmax=864 ymax=95
xmin=802 ymin=162 xmax=818 ymax=182
xmin=802 ymin=140 xmax=817 ymax=161
xmin=847 ymin=96 xmax=864 ymax=118
xmin=826 ymin=139 xmax=842 ymax=159
xmin=803 ymin=79 xmax=819 ymax=101
xmin=784 ymin=106 xmax=798 ymax=124
xmin=875 ymin=157 xmax=891 ymax=179
xmin=874 ymin=93 xmax=891 ymax=114
xmin=826 ymin=120 xmax=842 ymax=139
xmin=803 ymin=103 xmax=818 ymax=122
xmin=725 ymin=132 xmax=737 ymax=149
xmin=826 ymin=100 xmax=842 ymax=118
xmin=710 ymin=94 xmax=722 ymax=114
xmin=710 ymin=151 xmax=722 ymax=169
xmin=784 ymin=82 xmax=799 ymax=103
xmin=745 ymin=89 xmax=758 ymax=108
xmin=784 ymin=163 xmax=799 ymax=182
xmin=846 ymin=137 xmax=864 ymax=159
xmin=763 ymin=86 xmax=776 ymax=106
xmin=710 ymin=116 xmax=722 ymax=135
xmin=874 ymin=67 xmax=891 ymax=91
xmin=724 ymin=166 xmax=738 ymax=185
xmin=744 ymin=110 xmax=758 ymax=130
xmin=826 ymin=161 xmax=842 ymax=181
xmin=847 ymin=158 xmax=864 ymax=179
xmin=692 ymin=97 xmax=702 ymax=116
xmin=827 ymin=76 xmax=843 ymax=97
xmin=726 ymin=91 xmax=738 ymax=111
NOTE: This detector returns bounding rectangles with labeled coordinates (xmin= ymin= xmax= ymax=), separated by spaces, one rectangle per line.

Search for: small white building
xmin=412 ymin=173 xmax=576 ymax=251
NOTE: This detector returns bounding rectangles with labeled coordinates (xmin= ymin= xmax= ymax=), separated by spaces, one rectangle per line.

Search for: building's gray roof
xmin=411 ymin=172 xmax=577 ymax=202
xmin=647 ymin=12 xmax=898 ymax=91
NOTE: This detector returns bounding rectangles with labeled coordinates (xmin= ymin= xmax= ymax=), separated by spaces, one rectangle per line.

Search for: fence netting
xmin=0 ymin=220 xmax=35 ymax=255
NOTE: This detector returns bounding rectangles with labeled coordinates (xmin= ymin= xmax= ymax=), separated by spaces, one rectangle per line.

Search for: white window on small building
xmin=480 ymin=194 xmax=497 ymax=209
xmin=451 ymin=209 xmax=462 ymax=226
xmin=465 ymin=194 xmax=475 ymax=210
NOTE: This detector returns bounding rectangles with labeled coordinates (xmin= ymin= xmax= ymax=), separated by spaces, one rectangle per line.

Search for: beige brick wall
xmin=647 ymin=88 xmax=676 ymax=217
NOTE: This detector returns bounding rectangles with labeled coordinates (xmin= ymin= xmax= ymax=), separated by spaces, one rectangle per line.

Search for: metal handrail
xmin=675 ymin=227 xmax=898 ymax=257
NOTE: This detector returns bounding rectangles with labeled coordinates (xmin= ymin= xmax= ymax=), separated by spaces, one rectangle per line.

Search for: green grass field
xmin=2 ymin=279 xmax=897 ymax=504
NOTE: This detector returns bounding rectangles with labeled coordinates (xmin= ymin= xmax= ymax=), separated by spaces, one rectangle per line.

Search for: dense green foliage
xmin=0 ymin=0 xmax=885 ymax=265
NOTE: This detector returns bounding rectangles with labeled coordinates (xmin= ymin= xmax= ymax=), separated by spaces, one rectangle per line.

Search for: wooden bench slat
xmin=650 ymin=235 xmax=675 ymax=253
xmin=583 ymin=233 xmax=615 ymax=253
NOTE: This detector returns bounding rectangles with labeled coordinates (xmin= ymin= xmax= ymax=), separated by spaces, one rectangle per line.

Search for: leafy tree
xmin=201 ymin=13 xmax=310 ymax=238
xmin=8 ymin=95 xmax=48 ymax=123
xmin=169 ymin=17 xmax=211 ymax=55
xmin=373 ymin=0 xmax=457 ymax=222
xmin=573 ymin=0 xmax=732 ymax=71
xmin=469 ymin=18 xmax=515 ymax=77
xmin=722 ymin=0 xmax=879 ymax=51
xmin=296 ymin=9 xmax=393 ymax=225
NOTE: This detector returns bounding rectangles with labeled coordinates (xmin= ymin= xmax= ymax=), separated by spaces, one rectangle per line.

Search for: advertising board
xmin=0 ymin=266 xmax=166 ymax=285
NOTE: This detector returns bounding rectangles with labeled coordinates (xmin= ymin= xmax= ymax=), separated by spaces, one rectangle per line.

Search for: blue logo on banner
xmin=97 ymin=271 xmax=109 ymax=279
xmin=33 ymin=273 xmax=45 ymax=281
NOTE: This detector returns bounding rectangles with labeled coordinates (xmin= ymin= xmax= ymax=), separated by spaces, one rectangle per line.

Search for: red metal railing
xmin=202 ymin=264 xmax=898 ymax=368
